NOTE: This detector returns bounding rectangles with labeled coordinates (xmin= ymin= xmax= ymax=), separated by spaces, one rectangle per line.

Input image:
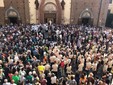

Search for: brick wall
xmin=2 ymin=0 xmax=30 ymax=24
xmin=0 ymin=7 xmax=4 ymax=25
xmin=70 ymin=0 xmax=109 ymax=26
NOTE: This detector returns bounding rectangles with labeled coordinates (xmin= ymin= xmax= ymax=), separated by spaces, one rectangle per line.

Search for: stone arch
xmin=5 ymin=6 xmax=21 ymax=24
xmin=79 ymin=8 xmax=93 ymax=18
xmin=44 ymin=2 xmax=57 ymax=12
xmin=5 ymin=6 xmax=20 ymax=19
xmin=43 ymin=3 xmax=57 ymax=23
xmin=39 ymin=0 xmax=62 ymax=24
xmin=79 ymin=8 xmax=94 ymax=25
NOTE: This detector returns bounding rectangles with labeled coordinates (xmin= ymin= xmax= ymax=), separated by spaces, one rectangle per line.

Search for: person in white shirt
xmin=78 ymin=55 xmax=84 ymax=64
xmin=78 ymin=62 xmax=84 ymax=72
xmin=103 ymin=57 xmax=108 ymax=64
xmin=92 ymin=61 xmax=98 ymax=71
xmin=52 ymin=62 xmax=58 ymax=77
xmin=51 ymin=73 xmax=57 ymax=85
xmin=103 ymin=63 xmax=108 ymax=72
xmin=45 ymin=63 xmax=50 ymax=71
xmin=44 ymin=63 xmax=50 ymax=77
xmin=50 ymin=56 xmax=56 ymax=64
xmin=66 ymin=64 xmax=72 ymax=75
xmin=14 ymin=53 xmax=19 ymax=63
xmin=86 ymin=61 xmax=92 ymax=71
xmin=3 ymin=79 xmax=10 ymax=85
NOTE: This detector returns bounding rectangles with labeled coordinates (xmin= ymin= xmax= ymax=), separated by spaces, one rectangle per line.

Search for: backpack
xmin=60 ymin=61 xmax=64 ymax=68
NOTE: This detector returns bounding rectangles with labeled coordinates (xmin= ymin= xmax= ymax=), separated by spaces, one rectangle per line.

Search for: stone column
xmin=62 ymin=10 xmax=64 ymax=24
xmin=61 ymin=0 xmax=65 ymax=24
xmin=35 ymin=0 xmax=39 ymax=24
xmin=36 ymin=9 xmax=39 ymax=24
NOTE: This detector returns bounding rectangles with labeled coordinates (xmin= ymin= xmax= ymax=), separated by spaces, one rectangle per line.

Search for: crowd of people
xmin=0 ymin=23 xmax=113 ymax=85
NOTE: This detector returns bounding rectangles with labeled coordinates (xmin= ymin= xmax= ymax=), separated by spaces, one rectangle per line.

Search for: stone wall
xmin=2 ymin=0 xmax=30 ymax=24
xmin=0 ymin=7 xmax=4 ymax=25
xmin=70 ymin=0 xmax=109 ymax=26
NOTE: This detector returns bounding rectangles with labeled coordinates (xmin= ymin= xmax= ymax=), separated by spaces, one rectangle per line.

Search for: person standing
xmin=66 ymin=76 xmax=77 ymax=85
xmin=52 ymin=62 xmax=58 ymax=77
xmin=51 ymin=73 xmax=57 ymax=85
xmin=40 ymin=76 xmax=47 ymax=85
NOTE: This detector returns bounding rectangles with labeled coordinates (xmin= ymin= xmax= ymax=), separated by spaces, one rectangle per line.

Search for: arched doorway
xmin=5 ymin=7 xmax=20 ymax=24
xmin=8 ymin=10 xmax=18 ymax=24
xmin=44 ymin=3 xmax=57 ymax=24
xmin=39 ymin=0 xmax=62 ymax=24
xmin=79 ymin=8 xmax=93 ymax=26
xmin=81 ymin=11 xmax=91 ymax=25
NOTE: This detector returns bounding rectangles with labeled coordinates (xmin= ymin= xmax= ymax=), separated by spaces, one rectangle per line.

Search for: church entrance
xmin=5 ymin=7 xmax=20 ymax=25
xmin=82 ymin=18 xmax=90 ymax=25
xmin=44 ymin=12 xmax=56 ymax=23
xmin=39 ymin=3 xmax=61 ymax=24
xmin=79 ymin=9 xmax=93 ymax=26
xmin=8 ymin=17 xmax=18 ymax=24
xmin=39 ymin=1 xmax=62 ymax=24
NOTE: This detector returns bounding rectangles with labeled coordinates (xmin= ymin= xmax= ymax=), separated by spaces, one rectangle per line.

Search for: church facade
xmin=0 ymin=0 xmax=30 ymax=25
xmin=105 ymin=0 xmax=113 ymax=28
xmin=0 ymin=0 xmax=109 ymax=26
xmin=29 ymin=0 xmax=71 ymax=24
xmin=70 ymin=0 xmax=109 ymax=26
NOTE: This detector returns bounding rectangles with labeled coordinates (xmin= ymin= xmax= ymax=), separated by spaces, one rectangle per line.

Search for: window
xmin=109 ymin=0 xmax=112 ymax=3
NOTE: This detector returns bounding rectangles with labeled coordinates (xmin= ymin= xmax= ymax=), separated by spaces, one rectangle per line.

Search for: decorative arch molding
xmin=79 ymin=8 xmax=94 ymax=18
xmin=5 ymin=6 xmax=20 ymax=20
xmin=44 ymin=2 xmax=57 ymax=12
xmin=39 ymin=0 xmax=62 ymax=24
xmin=78 ymin=8 xmax=94 ymax=25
